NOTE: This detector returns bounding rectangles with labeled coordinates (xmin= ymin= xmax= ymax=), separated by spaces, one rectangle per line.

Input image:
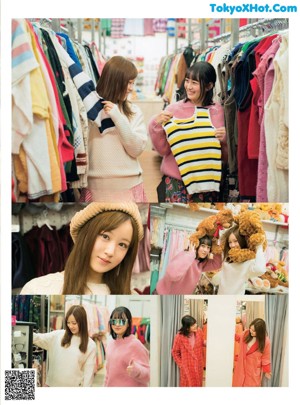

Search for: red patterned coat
xmin=171 ymin=328 xmax=204 ymax=387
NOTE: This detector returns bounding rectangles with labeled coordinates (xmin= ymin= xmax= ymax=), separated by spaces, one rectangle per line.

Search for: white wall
xmin=205 ymin=296 xmax=237 ymax=386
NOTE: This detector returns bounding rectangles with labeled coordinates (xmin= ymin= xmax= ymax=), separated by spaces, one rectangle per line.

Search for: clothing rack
xmin=164 ymin=223 xmax=195 ymax=232
xmin=208 ymin=18 xmax=289 ymax=48
xmin=65 ymin=295 xmax=108 ymax=305
xmin=30 ymin=18 xmax=72 ymax=36
xmin=14 ymin=203 xmax=84 ymax=235
xmin=74 ymin=18 xmax=106 ymax=54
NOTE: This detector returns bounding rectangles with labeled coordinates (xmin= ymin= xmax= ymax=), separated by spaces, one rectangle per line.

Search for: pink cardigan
xmin=148 ymin=100 xmax=227 ymax=180
xmin=156 ymin=250 xmax=222 ymax=294
xmin=104 ymin=334 xmax=150 ymax=387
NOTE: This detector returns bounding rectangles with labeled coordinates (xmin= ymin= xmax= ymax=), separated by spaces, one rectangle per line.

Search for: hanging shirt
xmin=163 ymin=106 xmax=222 ymax=194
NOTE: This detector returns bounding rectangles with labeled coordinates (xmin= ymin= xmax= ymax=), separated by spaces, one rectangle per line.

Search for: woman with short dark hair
xmin=104 ymin=306 xmax=150 ymax=387
xmin=172 ymin=315 xmax=205 ymax=387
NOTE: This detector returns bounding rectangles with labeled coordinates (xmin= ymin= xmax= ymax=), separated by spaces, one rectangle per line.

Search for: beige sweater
xmin=88 ymin=103 xmax=148 ymax=191
xmin=33 ymin=330 xmax=96 ymax=387
xmin=20 ymin=272 xmax=110 ymax=295
xmin=264 ymin=33 xmax=289 ymax=202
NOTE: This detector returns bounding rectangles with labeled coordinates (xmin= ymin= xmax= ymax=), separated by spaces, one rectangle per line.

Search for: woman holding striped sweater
xmin=148 ymin=61 xmax=227 ymax=203
xmin=65 ymin=51 xmax=148 ymax=202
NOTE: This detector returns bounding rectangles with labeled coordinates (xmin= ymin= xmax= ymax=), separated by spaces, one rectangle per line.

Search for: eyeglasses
xmin=109 ymin=319 xmax=128 ymax=326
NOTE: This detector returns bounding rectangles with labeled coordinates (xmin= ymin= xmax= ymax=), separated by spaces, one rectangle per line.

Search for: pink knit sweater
xmin=104 ymin=334 xmax=150 ymax=387
xmin=148 ymin=100 xmax=226 ymax=180
xmin=156 ymin=250 xmax=222 ymax=294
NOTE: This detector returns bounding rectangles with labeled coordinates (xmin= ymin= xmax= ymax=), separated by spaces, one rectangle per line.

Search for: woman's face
xmin=110 ymin=317 xmax=128 ymax=338
xmin=184 ymin=77 xmax=201 ymax=104
xmin=228 ymin=233 xmax=241 ymax=249
xmin=88 ymin=219 xmax=133 ymax=283
xmin=197 ymin=243 xmax=211 ymax=259
xmin=125 ymin=79 xmax=135 ymax=99
xmin=67 ymin=314 xmax=79 ymax=336
xmin=249 ymin=325 xmax=257 ymax=337
xmin=189 ymin=322 xmax=198 ymax=333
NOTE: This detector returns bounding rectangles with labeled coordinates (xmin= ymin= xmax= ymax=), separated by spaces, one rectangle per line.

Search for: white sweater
xmin=33 ymin=330 xmax=96 ymax=387
xmin=20 ymin=272 xmax=110 ymax=295
xmin=88 ymin=104 xmax=148 ymax=191
xmin=213 ymin=246 xmax=266 ymax=295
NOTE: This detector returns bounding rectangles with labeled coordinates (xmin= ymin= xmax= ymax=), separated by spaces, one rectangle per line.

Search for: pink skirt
xmin=80 ymin=182 xmax=148 ymax=203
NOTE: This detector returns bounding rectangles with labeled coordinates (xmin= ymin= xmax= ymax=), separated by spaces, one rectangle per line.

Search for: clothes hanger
xmin=36 ymin=209 xmax=53 ymax=230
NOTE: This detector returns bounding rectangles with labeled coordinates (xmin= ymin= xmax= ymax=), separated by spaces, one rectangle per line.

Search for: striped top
xmin=12 ymin=19 xmax=39 ymax=85
xmin=163 ymin=107 xmax=221 ymax=194
xmin=61 ymin=46 xmax=115 ymax=134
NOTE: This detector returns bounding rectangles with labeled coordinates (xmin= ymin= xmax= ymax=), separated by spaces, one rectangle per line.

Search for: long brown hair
xmin=61 ymin=305 xmax=89 ymax=353
xmin=244 ymin=318 xmax=268 ymax=353
xmin=96 ymin=56 xmax=138 ymax=119
xmin=62 ymin=211 xmax=139 ymax=294
xmin=222 ymin=224 xmax=248 ymax=261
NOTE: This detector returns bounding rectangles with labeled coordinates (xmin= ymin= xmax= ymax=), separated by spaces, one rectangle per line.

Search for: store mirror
xmin=232 ymin=300 xmax=266 ymax=387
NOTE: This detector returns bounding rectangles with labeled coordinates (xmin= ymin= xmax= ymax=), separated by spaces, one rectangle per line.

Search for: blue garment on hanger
xmin=56 ymin=32 xmax=81 ymax=67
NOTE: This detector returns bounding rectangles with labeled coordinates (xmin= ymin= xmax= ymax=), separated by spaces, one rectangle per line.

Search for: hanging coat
xmin=171 ymin=328 xmax=204 ymax=387
xmin=232 ymin=329 xmax=271 ymax=387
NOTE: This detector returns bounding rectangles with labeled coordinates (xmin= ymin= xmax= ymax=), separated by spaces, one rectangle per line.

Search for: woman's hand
xmin=264 ymin=372 xmax=272 ymax=380
xmin=214 ymin=126 xmax=226 ymax=142
xmin=154 ymin=110 xmax=173 ymax=125
xmin=126 ymin=360 xmax=140 ymax=377
xmin=102 ymin=100 xmax=115 ymax=115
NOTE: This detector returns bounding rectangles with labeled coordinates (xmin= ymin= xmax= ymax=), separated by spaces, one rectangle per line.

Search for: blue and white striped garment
xmin=63 ymin=48 xmax=115 ymax=134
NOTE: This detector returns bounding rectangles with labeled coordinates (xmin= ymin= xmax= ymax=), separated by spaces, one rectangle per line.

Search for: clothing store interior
xmin=11 ymin=17 xmax=289 ymax=389
xmin=11 ymin=295 xmax=153 ymax=387
xmin=12 ymin=17 xmax=289 ymax=204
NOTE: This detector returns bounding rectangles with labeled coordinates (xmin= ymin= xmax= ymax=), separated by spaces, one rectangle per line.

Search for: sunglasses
xmin=109 ymin=319 xmax=128 ymax=326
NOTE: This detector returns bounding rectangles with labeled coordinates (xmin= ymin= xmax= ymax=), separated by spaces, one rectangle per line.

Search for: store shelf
xmin=261 ymin=219 xmax=288 ymax=227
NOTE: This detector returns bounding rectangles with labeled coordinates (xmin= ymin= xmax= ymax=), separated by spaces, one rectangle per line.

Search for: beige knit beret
xmin=70 ymin=202 xmax=144 ymax=242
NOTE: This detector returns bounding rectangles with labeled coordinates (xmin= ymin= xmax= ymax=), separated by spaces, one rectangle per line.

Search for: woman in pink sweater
xmin=155 ymin=235 xmax=222 ymax=294
xmin=104 ymin=306 xmax=150 ymax=387
xmin=148 ymin=61 xmax=227 ymax=203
